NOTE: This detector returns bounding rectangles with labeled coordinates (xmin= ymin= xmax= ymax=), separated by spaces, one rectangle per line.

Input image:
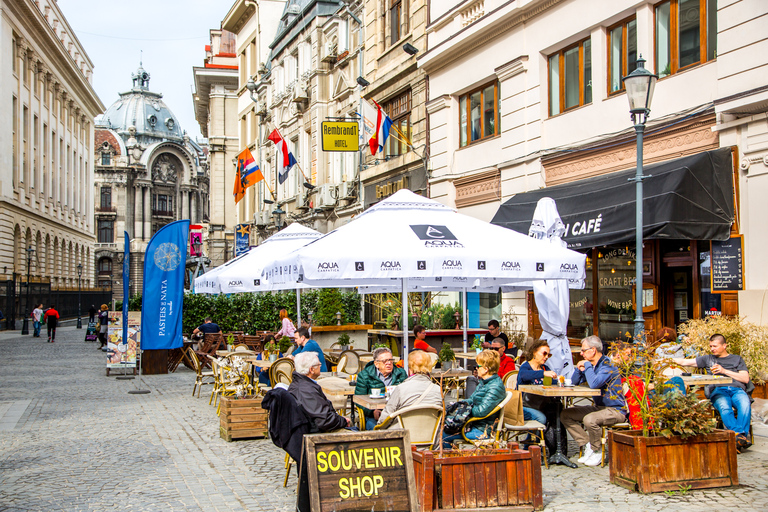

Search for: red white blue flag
xmin=361 ymin=99 xmax=393 ymax=156
xmin=268 ymin=129 xmax=297 ymax=185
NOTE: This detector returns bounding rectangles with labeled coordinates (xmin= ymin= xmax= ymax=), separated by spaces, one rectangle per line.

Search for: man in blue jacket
xmin=561 ymin=335 xmax=627 ymax=467
xmin=291 ymin=327 xmax=327 ymax=372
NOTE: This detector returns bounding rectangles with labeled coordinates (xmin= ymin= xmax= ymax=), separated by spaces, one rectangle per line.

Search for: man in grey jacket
xmin=377 ymin=350 xmax=442 ymax=429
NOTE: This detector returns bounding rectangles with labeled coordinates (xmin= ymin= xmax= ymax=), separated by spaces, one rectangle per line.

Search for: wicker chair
xmin=461 ymin=390 xmax=513 ymax=448
xmin=375 ymin=404 xmax=444 ymax=448
xmin=338 ymin=350 xmax=360 ymax=374
xmin=187 ymin=348 xmax=215 ymax=398
xmin=269 ymin=358 xmax=295 ymax=385
xmin=501 ymin=390 xmax=548 ymax=468
xmin=503 ymin=370 xmax=519 ymax=389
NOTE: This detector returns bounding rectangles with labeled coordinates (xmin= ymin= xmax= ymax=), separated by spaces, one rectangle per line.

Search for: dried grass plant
xmin=677 ymin=316 xmax=768 ymax=384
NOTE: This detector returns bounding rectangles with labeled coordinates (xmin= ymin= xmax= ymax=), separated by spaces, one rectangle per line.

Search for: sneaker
xmin=577 ymin=444 xmax=594 ymax=464
xmin=736 ymin=434 xmax=752 ymax=453
xmin=583 ymin=450 xmax=603 ymax=466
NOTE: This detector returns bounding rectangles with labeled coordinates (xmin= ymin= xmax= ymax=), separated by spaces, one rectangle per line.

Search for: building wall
xmin=0 ymin=0 xmax=103 ymax=291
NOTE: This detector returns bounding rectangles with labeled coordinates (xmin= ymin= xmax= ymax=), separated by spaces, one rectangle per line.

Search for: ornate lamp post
xmin=77 ymin=263 xmax=83 ymax=329
xmin=272 ymin=207 xmax=285 ymax=230
xmin=336 ymin=311 xmax=342 ymax=326
xmin=20 ymin=246 xmax=34 ymax=335
xmin=622 ymin=56 xmax=658 ymax=342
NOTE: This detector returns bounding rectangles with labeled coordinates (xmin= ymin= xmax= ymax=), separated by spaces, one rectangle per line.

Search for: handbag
xmin=506 ymin=390 xmax=525 ymax=426
xmin=443 ymin=400 xmax=472 ymax=435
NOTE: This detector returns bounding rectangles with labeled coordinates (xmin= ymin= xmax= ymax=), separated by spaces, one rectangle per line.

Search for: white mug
xmin=371 ymin=388 xmax=382 ymax=397
xmin=564 ymin=378 xmax=572 ymax=386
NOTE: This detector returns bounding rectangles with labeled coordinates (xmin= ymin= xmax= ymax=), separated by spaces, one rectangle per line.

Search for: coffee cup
xmin=371 ymin=388 xmax=382 ymax=397
xmin=565 ymin=378 xmax=572 ymax=386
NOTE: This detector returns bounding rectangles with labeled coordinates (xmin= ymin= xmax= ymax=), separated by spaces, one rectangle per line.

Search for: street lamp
xmin=76 ymin=263 xmax=83 ymax=329
xmin=20 ymin=246 xmax=34 ymax=335
xmin=622 ymin=55 xmax=657 ymax=342
xmin=336 ymin=311 xmax=342 ymax=326
xmin=272 ymin=207 xmax=285 ymax=230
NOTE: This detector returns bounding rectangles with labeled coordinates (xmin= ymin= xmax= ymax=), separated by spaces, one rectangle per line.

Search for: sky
xmin=58 ymin=0 xmax=235 ymax=142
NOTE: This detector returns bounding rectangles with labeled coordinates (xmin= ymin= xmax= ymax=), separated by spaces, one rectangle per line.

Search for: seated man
xmin=413 ymin=325 xmax=437 ymax=354
xmin=673 ymin=333 xmax=752 ymax=452
xmin=491 ymin=337 xmax=515 ymax=377
xmin=288 ymin=352 xmax=351 ymax=432
xmin=561 ymin=335 xmax=627 ymax=467
xmin=292 ymin=327 xmax=327 ymax=372
xmin=192 ymin=317 xmax=222 ymax=338
xmin=378 ymin=350 xmax=442 ymax=429
xmin=356 ymin=347 xmax=408 ymax=430
xmin=482 ymin=319 xmax=516 ymax=357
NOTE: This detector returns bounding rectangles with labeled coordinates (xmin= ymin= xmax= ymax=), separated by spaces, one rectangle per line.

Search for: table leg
xmin=548 ymin=398 xmax=577 ymax=468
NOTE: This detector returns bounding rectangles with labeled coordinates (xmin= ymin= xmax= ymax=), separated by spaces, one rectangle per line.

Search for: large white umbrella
xmin=529 ymin=197 xmax=574 ymax=378
xmin=193 ymin=250 xmax=251 ymax=294
xmin=265 ymin=190 xmax=586 ymax=361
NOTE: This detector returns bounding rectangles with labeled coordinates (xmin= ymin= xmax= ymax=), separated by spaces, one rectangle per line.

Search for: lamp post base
xmin=633 ymin=318 xmax=645 ymax=343
xmin=21 ymin=318 xmax=29 ymax=335
xmin=76 ymin=316 xmax=82 ymax=329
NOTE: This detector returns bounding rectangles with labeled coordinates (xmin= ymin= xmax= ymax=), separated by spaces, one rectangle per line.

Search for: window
xmin=98 ymin=220 xmax=113 ymax=243
xmin=98 ymin=257 xmax=112 ymax=275
xmin=12 ymin=37 xmax=17 ymax=74
xmin=100 ymin=187 xmax=111 ymax=209
xmin=390 ymin=0 xmax=407 ymax=45
xmin=12 ymin=96 xmax=17 ymax=184
xmin=655 ymin=0 xmax=717 ymax=78
xmin=152 ymin=193 xmax=172 ymax=215
xmin=608 ymin=18 xmax=638 ymax=94
xmin=548 ymin=38 xmax=592 ymax=116
xmin=459 ymin=82 xmax=499 ymax=147
xmin=101 ymin=152 xmax=110 ymax=165
xmin=384 ymin=90 xmax=412 ymax=157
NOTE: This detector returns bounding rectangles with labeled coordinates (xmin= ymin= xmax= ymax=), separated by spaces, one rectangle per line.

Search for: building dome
xmin=101 ymin=64 xmax=184 ymax=144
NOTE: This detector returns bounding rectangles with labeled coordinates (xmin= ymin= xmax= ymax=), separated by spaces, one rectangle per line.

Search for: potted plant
xmin=264 ymin=339 xmax=278 ymax=362
xmin=470 ymin=335 xmax=483 ymax=355
xmin=439 ymin=342 xmax=455 ymax=371
xmin=278 ymin=335 xmax=293 ymax=356
xmin=607 ymin=337 xmax=739 ymax=493
xmin=226 ymin=333 xmax=235 ymax=352
xmin=337 ymin=332 xmax=351 ymax=350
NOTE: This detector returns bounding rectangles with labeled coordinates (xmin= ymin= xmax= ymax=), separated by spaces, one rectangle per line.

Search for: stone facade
xmin=0 ymin=0 xmax=103 ymax=291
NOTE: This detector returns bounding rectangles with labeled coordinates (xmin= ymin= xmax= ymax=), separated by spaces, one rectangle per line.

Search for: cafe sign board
xmin=321 ymin=121 xmax=359 ymax=152
xmin=304 ymin=430 xmax=418 ymax=512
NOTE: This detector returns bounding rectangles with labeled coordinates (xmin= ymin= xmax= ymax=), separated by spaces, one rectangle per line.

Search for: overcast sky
xmin=58 ymin=0 xmax=234 ymax=142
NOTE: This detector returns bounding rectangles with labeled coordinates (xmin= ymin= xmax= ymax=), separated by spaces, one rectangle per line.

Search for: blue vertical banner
xmin=234 ymin=223 xmax=250 ymax=257
xmin=123 ymin=231 xmax=130 ymax=347
xmin=141 ymin=220 xmax=190 ymax=350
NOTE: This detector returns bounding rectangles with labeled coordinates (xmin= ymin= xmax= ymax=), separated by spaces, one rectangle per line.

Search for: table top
xmin=318 ymin=377 xmax=356 ymax=397
xmin=431 ymin=368 xmax=472 ymax=378
xmin=680 ymin=375 xmax=733 ymax=386
xmin=353 ymin=394 xmax=388 ymax=410
xmin=518 ymin=384 xmax=601 ymax=397
xmin=455 ymin=352 xmax=481 ymax=359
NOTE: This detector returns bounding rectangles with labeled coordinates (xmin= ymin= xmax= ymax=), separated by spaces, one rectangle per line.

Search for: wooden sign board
xmin=711 ymin=235 xmax=744 ymax=292
xmin=304 ymin=429 xmax=418 ymax=512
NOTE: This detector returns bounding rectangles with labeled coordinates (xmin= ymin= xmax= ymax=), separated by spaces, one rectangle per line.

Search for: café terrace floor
xmin=0 ymin=326 xmax=766 ymax=511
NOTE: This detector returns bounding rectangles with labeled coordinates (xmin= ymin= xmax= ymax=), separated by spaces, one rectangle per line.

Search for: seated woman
xmin=517 ymin=340 xmax=565 ymax=452
xmin=255 ymin=335 xmax=276 ymax=387
xmin=442 ymin=350 xmax=506 ymax=448
xmin=377 ymin=350 xmax=442 ymax=429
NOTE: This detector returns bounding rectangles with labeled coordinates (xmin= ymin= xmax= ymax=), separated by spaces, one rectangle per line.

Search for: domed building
xmin=94 ymin=65 xmax=209 ymax=300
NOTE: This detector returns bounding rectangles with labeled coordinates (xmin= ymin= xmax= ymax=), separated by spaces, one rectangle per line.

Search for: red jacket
xmin=44 ymin=308 xmax=60 ymax=324
xmin=498 ymin=353 xmax=516 ymax=378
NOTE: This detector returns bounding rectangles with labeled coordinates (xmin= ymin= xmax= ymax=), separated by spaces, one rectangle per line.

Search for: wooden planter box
xmin=219 ymin=396 xmax=268 ymax=442
xmin=609 ymin=429 xmax=738 ymax=493
xmin=411 ymin=446 xmax=543 ymax=511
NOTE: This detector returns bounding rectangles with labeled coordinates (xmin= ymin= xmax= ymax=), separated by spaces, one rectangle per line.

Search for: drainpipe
xmin=340 ymin=2 xmax=364 ymax=204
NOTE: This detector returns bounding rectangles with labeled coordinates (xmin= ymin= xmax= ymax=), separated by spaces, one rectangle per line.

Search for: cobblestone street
xmin=0 ymin=327 xmax=766 ymax=511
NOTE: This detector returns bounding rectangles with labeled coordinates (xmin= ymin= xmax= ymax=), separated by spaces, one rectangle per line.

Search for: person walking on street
xmin=32 ymin=304 xmax=44 ymax=337
xmin=88 ymin=305 xmax=97 ymax=323
xmin=98 ymin=304 xmax=110 ymax=349
xmin=44 ymin=305 xmax=60 ymax=342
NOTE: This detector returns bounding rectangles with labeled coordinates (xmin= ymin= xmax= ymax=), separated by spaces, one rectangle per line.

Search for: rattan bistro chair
xmin=269 ymin=358 xmax=295 ymax=385
xmin=461 ymin=390 xmax=513 ymax=447
xmin=188 ymin=348 xmax=215 ymax=398
xmin=375 ymin=404 xmax=444 ymax=448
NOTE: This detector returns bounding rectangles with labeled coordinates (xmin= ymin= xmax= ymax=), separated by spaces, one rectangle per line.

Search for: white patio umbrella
xmin=265 ymin=189 xmax=586 ymax=362
xmin=529 ymin=197 xmax=574 ymax=378
xmin=193 ymin=250 xmax=251 ymax=294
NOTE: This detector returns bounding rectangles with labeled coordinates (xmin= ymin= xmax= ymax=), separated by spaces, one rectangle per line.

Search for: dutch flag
xmin=267 ymin=129 xmax=297 ymax=185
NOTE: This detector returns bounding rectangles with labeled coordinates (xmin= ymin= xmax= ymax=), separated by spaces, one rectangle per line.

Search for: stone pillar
xmin=143 ymin=186 xmax=152 ymax=239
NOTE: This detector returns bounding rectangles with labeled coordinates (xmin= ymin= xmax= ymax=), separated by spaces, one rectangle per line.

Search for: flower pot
xmin=475 ymin=349 xmax=482 ymax=356
xmin=442 ymin=361 xmax=452 ymax=371
xmin=609 ymin=429 xmax=738 ymax=493
xmin=268 ymin=353 xmax=278 ymax=363
xmin=411 ymin=446 xmax=543 ymax=511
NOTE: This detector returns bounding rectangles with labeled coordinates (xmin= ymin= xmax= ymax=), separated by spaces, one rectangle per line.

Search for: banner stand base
xmin=128 ymin=389 xmax=150 ymax=394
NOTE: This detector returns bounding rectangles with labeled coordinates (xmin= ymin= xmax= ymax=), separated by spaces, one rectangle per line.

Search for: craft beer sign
xmin=305 ymin=430 xmax=418 ymax=512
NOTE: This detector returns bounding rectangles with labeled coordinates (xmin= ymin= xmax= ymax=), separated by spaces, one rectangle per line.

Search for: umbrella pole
xmin=296 ymin=288 xmax=301 ymax=328
xmin=402 ymin=278 xmax=409 ymax=364
xmin=462 ymin=287 xmax=468 ymax=353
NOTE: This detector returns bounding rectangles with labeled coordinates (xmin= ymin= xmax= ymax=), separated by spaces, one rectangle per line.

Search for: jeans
xmin=365 ymin=416 xmax=378 ymax=431
xmin=33 ymin=320 xmax=41 ymax=337
xmin=710 ymin=386 xmax=751 ymax=436
xmin=443 ymin=427 xmax=486 ymax=448
xmin=560 ymin=405 xmax=627 ymax=452
xmin=524 ymin=407 xmax=547 ymax=424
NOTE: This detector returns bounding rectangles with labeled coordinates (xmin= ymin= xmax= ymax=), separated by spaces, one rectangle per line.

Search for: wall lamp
xmin=402 ymin=43 xmax=418 ymax=55
xmin=356 ymin=76 xmax=370 ymax=88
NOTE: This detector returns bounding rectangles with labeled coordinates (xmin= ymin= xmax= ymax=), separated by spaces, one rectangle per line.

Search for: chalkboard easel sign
xmin=711 ymin=235 xmax=744 ymax=293
xmin=304 ymin=429 xmax=418 ymax=512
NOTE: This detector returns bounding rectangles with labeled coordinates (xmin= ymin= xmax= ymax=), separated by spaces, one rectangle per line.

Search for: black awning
xmin=491 ymin=148 xmax=734 ymax=249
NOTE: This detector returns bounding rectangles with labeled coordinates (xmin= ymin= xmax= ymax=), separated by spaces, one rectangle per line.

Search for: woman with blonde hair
xmin=275 ymin=308 xmax=295 ymax=339
xmin=442 ymin=349 xmax=506 ymax=447
xmin=377 ymin=350 xmax=442 ymax=429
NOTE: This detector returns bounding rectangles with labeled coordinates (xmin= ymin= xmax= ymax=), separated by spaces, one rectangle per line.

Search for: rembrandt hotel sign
xmin=321 ymin=121 xmax=359 ymax=152
xmin=304 ymin=430 xmax=418 ymax=512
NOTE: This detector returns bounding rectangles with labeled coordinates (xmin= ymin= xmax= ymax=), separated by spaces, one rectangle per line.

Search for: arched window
xmin=98 ymin=257 xmax=112 ymax=275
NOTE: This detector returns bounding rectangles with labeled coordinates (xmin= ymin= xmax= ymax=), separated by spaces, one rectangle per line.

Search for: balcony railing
xmin=152 ymin=209 xmax=175 ymax=217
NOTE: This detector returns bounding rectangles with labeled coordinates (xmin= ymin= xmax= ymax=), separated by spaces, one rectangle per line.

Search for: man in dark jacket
xmin=288 ymin=352 xmax=351 ymax=432
xmin=561 ymin=335 xmax=627 ymax=467
xmin=355 ymin=347 xmax=408 ymax=430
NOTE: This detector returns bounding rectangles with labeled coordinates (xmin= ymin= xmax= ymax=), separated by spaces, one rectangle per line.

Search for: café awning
xmin=491 ymin=148 xmax=735 ymax=249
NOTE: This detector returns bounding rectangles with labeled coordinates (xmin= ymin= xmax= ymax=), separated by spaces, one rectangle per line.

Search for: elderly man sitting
xmin=289 ymin=352 xmax=351 ymax=432
xmin=355 ymin=347 xmax=408 ymax=430
xmin=377 ymin=350 xmax=442 ymax=429
xmin=560 ymin=335 xmax=627 ymax=467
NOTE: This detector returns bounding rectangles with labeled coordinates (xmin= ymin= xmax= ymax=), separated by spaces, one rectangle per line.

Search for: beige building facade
xmin=420 ymin=0 xmax=768 ymax=334
xmin=0 ymin=0 xmax=103 ymax=314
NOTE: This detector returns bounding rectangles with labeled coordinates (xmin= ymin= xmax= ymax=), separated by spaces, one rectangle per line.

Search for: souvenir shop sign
xmin=304 ymin=429 xmax=417 ymax=512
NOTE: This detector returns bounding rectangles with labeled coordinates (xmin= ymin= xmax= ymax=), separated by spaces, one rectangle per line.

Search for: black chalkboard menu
xmin=711 ymin=235 xmax=744 ymax=292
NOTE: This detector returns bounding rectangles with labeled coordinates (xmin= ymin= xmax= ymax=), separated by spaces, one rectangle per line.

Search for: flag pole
xmin=270 ymin=125 xmax=313 ymax=186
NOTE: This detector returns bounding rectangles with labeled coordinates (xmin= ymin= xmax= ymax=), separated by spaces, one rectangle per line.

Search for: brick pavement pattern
xmin=0 ymin=327 xmax=767 ymax=511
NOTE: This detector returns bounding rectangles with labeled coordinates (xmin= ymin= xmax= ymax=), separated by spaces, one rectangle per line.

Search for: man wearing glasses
xmin=355 ymin=347 xmax=408 ymax=430
xmin=560 ymin=335 xmax=627 ymax=467
xmin=491 ymin=338 xmax=516 ymax=377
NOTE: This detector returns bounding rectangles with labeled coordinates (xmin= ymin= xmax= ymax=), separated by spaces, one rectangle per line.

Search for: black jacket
xmin=288 ymin=372 xmax=348 ymax=433
xmin=261 ymin=387 xmax=310 ymax=463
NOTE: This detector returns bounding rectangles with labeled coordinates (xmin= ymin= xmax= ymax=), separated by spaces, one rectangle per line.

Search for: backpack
xmin=443 ymin=400 xmax=472 ymax=435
